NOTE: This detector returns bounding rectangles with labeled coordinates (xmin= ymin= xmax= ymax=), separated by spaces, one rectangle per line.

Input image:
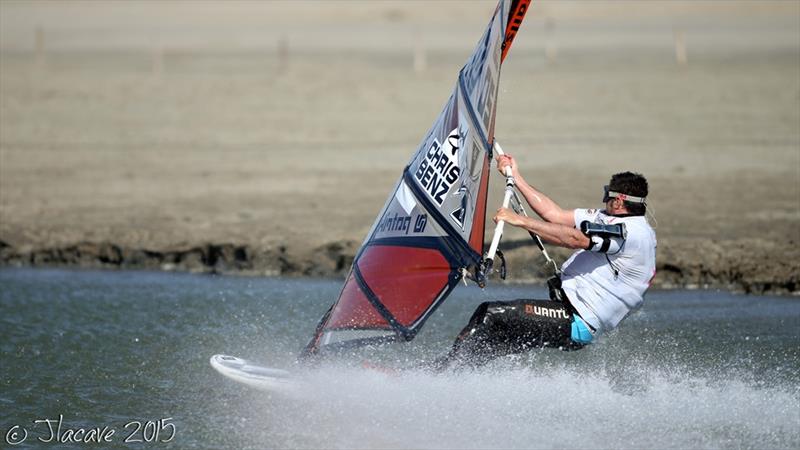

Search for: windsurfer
xmin=433 ymin=155 xmax=657 ymax=369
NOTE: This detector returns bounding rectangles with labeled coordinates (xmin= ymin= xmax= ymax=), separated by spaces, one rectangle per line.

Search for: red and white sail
xmin=303 ymin=0 xmax=531 ymax=355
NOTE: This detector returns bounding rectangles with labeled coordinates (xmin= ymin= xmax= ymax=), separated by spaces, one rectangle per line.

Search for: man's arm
xmin=497 ymin=155 xmax=574 ymax=226
xmin=494 ymin=207 xmax=589 ymax=250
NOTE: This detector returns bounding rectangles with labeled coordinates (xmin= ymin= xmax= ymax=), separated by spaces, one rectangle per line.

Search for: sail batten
xmin=303 ymin=0 xmax=531 ymax=357
xmin=458 ymin=71 xmax=492 ymax=155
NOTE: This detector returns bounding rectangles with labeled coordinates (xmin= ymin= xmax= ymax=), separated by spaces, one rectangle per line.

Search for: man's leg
xmin=429 ymin=299 xmax=580 ymax=370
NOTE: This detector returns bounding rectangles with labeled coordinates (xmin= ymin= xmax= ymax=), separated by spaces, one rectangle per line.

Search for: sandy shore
xmin=1 ymin=1 xmax=798 ymax=294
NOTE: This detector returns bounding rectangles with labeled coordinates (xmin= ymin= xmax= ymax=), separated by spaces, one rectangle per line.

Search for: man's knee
xmin=467 ymin=301 xmax=510 ymax=325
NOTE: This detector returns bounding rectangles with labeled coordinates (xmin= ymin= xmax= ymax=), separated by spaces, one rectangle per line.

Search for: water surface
xmin=1 ymin=269 xmax=798 ymax=449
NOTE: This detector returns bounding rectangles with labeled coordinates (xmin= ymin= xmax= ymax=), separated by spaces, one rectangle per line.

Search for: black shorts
xmin=440 ymin=299 xmax=583 ymax=368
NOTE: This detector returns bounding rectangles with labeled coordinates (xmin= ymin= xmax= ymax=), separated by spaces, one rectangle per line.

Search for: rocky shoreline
xmin=2 ymin=238 xmax=796 ymax=295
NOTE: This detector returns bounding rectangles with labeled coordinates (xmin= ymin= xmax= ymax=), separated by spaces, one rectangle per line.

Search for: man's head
xmin=603 ymin=172 xmax=648 ymax=216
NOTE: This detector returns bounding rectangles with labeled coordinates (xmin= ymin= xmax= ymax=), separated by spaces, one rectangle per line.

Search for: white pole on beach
xmin=35 ymin=26 xmax=46 ymax=69
xmin=413 ymin=35 xmax=427 ymax=74
xmin=674 ymin=29 xmax=688 ymax=66
xmin=278 ymin=34 xmax=289 ymax=72
xmin=152 ymin=46 xmax=164 ymax=77
xmin=545 ymin=17 xmax=558 ymax=63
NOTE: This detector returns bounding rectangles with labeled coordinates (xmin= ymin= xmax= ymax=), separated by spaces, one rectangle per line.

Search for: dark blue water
xmin=1 ymin=268 xmax=798 ymax=449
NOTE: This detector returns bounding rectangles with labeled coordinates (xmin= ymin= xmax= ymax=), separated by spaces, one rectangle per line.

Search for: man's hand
xmin=496 ymin=154 xmax=521 ymax=180
xmin=493 ymin=207 xmax=524 ymax=227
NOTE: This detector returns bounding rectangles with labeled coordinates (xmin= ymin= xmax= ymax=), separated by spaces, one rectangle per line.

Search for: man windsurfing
xmin=432 ymin=153 xmax=657 ymax=369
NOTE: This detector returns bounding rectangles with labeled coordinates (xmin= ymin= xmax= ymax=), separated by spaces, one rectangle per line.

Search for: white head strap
xmin=607 ymin=190 xmax=646 ymax=204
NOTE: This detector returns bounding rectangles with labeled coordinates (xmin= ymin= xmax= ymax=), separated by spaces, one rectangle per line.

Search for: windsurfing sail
xmin=303 ymin=0 xmax=532 ymax=356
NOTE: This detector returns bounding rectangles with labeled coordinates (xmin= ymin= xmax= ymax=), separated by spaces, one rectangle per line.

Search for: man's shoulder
xmin=573 ymin=208 xmax=602 ymax=226
xmin=619 ymin=217 xmax=656 ymax=245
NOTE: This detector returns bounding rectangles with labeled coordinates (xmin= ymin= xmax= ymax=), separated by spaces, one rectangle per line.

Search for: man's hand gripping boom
xmin=474 ymin=142 xmax=559 ymax=288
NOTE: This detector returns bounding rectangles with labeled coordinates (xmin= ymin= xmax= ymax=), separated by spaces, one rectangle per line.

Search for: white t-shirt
xmin=561 ymin=208 xmax=657 ymax=333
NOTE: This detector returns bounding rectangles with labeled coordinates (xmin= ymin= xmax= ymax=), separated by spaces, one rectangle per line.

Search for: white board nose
xmin=210 ymin=354 xmax=245 ymax=371
xmin=210 ymin=354 xmax=300 ymax=395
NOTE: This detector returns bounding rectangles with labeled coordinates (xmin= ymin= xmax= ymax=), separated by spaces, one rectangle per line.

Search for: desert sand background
xmin=1 ymin=1 xmax=798 ymax=294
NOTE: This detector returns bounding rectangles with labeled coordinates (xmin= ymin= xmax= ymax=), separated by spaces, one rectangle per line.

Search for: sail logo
xmin=450 ymin=181 xmax=472 ymax=231
xmin=450 ymin=207 xmax=465 ymax=230
xmin=377 ymin=213 xmax=427 ymax=235
xmin=414 ymin=128 xmax=461 ymax=207
xmin=413 ymin=214 xmax=428 ymax=233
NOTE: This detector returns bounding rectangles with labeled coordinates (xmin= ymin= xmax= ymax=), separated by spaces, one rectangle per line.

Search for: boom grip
xmin=485 ymin=142 xmax=513 ymax=261
xmin=478 ymin=141 xmax=560 ymax=285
